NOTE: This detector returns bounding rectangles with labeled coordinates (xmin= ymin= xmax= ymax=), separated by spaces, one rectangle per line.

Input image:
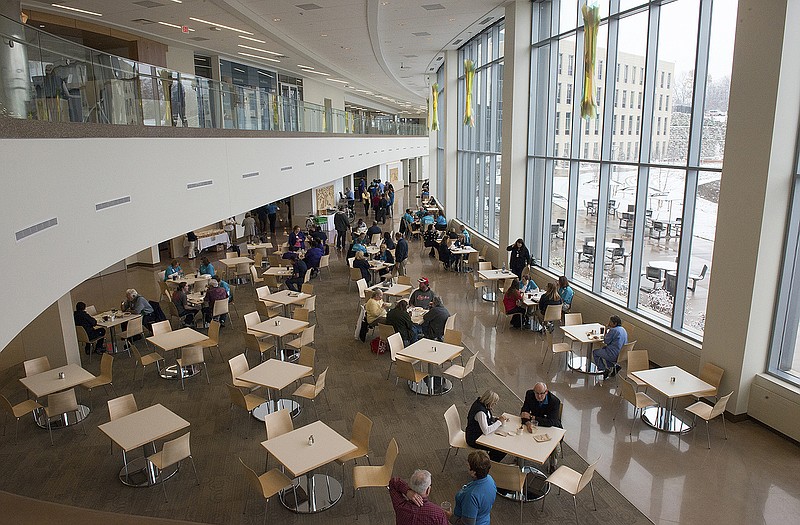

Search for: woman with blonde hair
xmin=535 ymin=282 xmax=562 ymax=333
xmin=465 ymin=390 xmax=508 ymax=461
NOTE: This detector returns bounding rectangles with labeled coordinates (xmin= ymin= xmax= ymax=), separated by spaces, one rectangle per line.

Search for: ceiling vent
xmin=131 ymin=18 xmax=156 ymax=25
xmin=296 ymin=3 xmax=323 ymax=10
xmin=133 ymin=0 xmax=164 ymax=8
xmin=479 ymin=16 xmax=494 ymax=25
xmin=421 ymin=4 xmax=446 ymax=10
xmin=451 ymin=38 xmax=462 ymax=46
xmin=403 ymin=54 xmax=419 ymax=58
xmin=189 ymin=36 xmax=210 ymax=41
xmin=412 ymin=32 xmax=431 ymax=37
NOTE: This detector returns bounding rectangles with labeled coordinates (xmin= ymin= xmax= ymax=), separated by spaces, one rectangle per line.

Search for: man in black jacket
xmin=74 ymin=302 xmax=106 ymax=354
xmin=334 ymin=208 xmax=350 ymax=251
xmin=520 ymin=382 xmax=562 ymax=429
xmin=394 ymin=233 xmax=409 ymax=276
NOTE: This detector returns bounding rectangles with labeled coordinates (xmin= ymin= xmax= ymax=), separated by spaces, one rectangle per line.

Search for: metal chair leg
xmin=442 ymin=447 xmax=453 ymax=472
xmin=705 ymin=420 xmax=711 ymax=449
xmin=590 ymin=480 xmax=597 ymax=510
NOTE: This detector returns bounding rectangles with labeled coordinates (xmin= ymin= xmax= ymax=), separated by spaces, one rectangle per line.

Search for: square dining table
xmin=147 ymin=327 xmax=209 ymax=379
xmin=477 ymin=413 xmax=567 ymax=501
xmin=262 ymin=420 xmax=357 ymax=513
xmin=477 ymin=268 xmax=516 ymax=301
xmin=20 ymin=363 xmax=95 ymax=428
xmin=631 ymin=366 xmax=714 ymax=433
xmin=260 ymin=290 xmax=310 ymax=316
xmin=559 ymin=322 xmax=606 ymax=374
xmin=98 ymin=404 xmax=190 ymax=487
xmin=249 ymin=316 xmax=309 ymax=361
xmin=93 ymin=311 xmax=141 ymax=353
xmin=397 ymin=338 xmax=463 ymax=395
xmin=237 ymin=359 xmax=312 ymax=420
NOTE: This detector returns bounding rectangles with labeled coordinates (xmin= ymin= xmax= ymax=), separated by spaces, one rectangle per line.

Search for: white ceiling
xmin=25 ymin=0 xmax=506 ymax=114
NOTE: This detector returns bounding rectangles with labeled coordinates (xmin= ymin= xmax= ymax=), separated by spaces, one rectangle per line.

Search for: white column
xmin=442 ymin=49 xmax=459 ymax=215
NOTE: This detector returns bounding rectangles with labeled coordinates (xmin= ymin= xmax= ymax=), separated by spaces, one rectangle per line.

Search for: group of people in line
xmin=359 ymin=177 xmax=396 ymax=224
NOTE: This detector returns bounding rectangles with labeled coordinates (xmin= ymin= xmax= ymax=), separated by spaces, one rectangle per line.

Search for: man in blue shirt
xmin=594 ymin=315 xmax=628 ymax=379
xmin=451 ymin=451 xmax=496 ymax=525
xmin=266 ymin=202 xmax=279 ymax=235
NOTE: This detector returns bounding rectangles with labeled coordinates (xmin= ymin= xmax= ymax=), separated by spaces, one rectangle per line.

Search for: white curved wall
xmin=0 ymin=134 xmax=428 ymax=351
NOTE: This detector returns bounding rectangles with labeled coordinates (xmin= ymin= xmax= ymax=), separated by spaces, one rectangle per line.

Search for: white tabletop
xmin=237 ymin=359 xmax=313 ymax=391
xmin=98 ymin=404 xmax=189 ymax=452
xmin=94 ymin=311 xmax=140 ymax=329
xmin=409 ymin=307 xmax=427 ymax=325
xmin=521 ymin=291 xmax=544 ymax=307
xmin=476 ymin=413 xmax=566 ymax=465
xmin=369 ymin=260 xmax=394 ymax=270
xmin=164 ymin=274 xmax=210 ymax=287
xmin=20 ymin=364 xmax=96 ymax=398
xmin=398 ymin=338 xmax=463 ymax=366
xmin=649 ymin=260 xmax=678 ymax=272
xmin=247 ymin=242 xmax=274 ymax=250
xmin=250 ymin=316 xmax=309 ymax=338
xmin=451 ymin=246 xmax=478 ymax=255
xmin=265 ymin=266 xmax=294 ymax=276
xmin=261 ymin=290 xmax=310 ymax=306
xmin=368 ymin=283 xmax=413 ymax=297
xmin=261 ymin=420 xmax=357 ymax=477
xmin=560 ymin=323 xmax=606 ymax=344
xmin=219 ymin=257 xmax=254 ymax=267
xmin=478 ymin=269 xmax=516 ymax=281
xmin=147 ymin=328 xmax=209 ymax=352
xmin=366 ymin=245 xmax=380 ymax=254
xmin=631 ymin=366 xmax=714 ymax=399
xmin=187 ymin=292 xmax=205 ymax=306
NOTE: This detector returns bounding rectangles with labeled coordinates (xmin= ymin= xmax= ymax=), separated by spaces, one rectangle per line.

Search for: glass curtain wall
xmin=528 ymin=0 xmax=736 ymax=340
xmin=457 ymin=22 xmax=505 ymax=242
xmin=436 ymin=66 xmax=446 ymax=199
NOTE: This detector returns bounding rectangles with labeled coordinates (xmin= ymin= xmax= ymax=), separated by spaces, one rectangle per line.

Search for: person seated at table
xmin=558 ymin=275 xmax=574 ymax=313
xmin=198 ymin=257 xmax=216 ymax=277
xmin=304 ymin=239 xmax=325 ymax=275
xmin=353 ymin=251 xmax=372 ymax=285
xmin=535 ymin=283 xmax=562 ymax=333
xmin=164 ymin=259 xmax=183 ymax=281
xmin=421 ymin=211 xmax=435 ymax=227
xmin=402 ymin=208 xmax=415 ymax=226
xmin=389 ymin=469 xmax=449 ymax=525
xmin=74 ymin=301 xmax=106 ymax=355
xmin=367 ymin=220 xmax=382 ymax=238
xmin=288 ymin=225 xmax=306 ymax=252
xmin=383 ymin=231 xmax=396 ymax=250
xmin=375 ymin=243 xmax=395 ymax=280
xmin=351 ymin=234 xmax=368 ymax=254
xmin=434 ymin=212 xmax=448 ymax=231
xmin=353 ymin=218 xmax=368 ymax=236
xmin=285 ymin=254 xmax=309 ymax=291
xmin=409 ymin=277 xmax=436 ymax=309
xmin=423 ymin=224 xmax=439 ymax=257
xmin=216 ymin=277 xmax=233 ymax=303
xmin=459 ymin=225 xmax=471 ymax=246
xmin=520 ymin=382 xmax=563 ymax=429
xmin=438 ymin=236 xmax=454 ymax=271
xmin=202 ymin=279 xmax=228 ymax=325
xmin=594 ymin=315 xmax=628 ymax=379
xmin=172 ymin=282 xmax=200 ymax=327
xmin=386 ymin=299 xmax=421 ymax=345
xmin=520 ymin=274 xmax=539 ymax=292
xmin=465 ymin=391 xmax=508 ymax=462
xmin=365 ymin=289 xmax=388 ymax=327
xmin=422 ymin=296 xmax=450 ymax=341
xmin=122 ymin=288 xmax=157 ymax=329
xmin=503 ymin=279 xmax=527 ymax=329
xmin=309 ymin=224 xmax=328 ymax=246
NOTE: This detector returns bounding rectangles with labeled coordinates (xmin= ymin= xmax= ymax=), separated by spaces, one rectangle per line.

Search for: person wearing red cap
xmin=409 ymin=277 xmax=436 ymax=309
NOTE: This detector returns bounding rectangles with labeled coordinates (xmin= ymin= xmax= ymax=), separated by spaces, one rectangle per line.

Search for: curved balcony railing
xmin=0 ymin=14 xmax=427 ymax=136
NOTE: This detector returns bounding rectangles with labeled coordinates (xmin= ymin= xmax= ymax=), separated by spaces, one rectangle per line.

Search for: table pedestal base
xmin=252 ymin=399 xmax=301 ymax=421
xmin=482 ymin=291 xmax=496 ymax=302
xmin=496 ymin=467 xmax=550 ymax=502
xmin=280 ymin=473 xmax=343 ymax=513
xmin=408 ymin=376 xmax=452 ymax=396
xmin=34 ymin=405 xmax=90 ymax=429
xmin=640 ymin=406 xmax=692 ymax=433
xmin=567 ymin=355 xmax=602 ymax=375
xmin=159 ymin=364 xmax=200 ymax=380
xmin=118 ymin=456 xmax=180 ymax=487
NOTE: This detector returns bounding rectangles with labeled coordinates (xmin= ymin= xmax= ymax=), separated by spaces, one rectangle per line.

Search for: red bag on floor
xmin=370 ymin=337 xmax=387 ymax=354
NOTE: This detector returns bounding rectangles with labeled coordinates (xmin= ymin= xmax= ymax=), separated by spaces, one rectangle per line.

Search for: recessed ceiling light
xmin=273 ymin=18 xmax=281 ymax=22
xmin=303 ymin=69 xmax=330 ymax=76
xmin=189 ymin=17 xmax=253 ymax=35
xmin=238 ymin=44 xmax=283 ymax=56
xmin=51 ymin=4 xmax=102 ymax=16
xmin=170 ymin=0 xmax=182 ymax=3
xmin=298 ymin=65 xmax=315 ymax=69
xmin=238 ymin=52 xmax=280 ymax=63
xmin=158 ymin=21 xmax=195 ymax=31
xmin=326 ymin=78 xmax=348 ymax=84
xmin=239 ymin=35 xmax=267 ymax=44
xmin=320 ymin=33 xmax=328 ymax=37
xmin=449 ymin=18 xmax=455 ymax=22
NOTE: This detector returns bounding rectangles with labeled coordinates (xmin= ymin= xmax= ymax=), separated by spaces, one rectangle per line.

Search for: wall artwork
xmin=316 ymin=184 xmax=336 ymax=212
xmin=389 ymin=167 xmax=399 ymax=184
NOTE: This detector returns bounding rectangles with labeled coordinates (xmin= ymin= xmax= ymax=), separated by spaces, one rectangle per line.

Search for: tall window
xmin=457 ymin=21 xmax=504 ymax=242
xmin=436 ymin=66 xmax=446 ymax=200
xmin=528 ymin=0 xmax=737 ymax=341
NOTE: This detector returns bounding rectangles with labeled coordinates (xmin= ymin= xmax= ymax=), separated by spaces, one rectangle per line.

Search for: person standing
xmin=170 ymin=75 xmax=188 ymax=127
xmin=186 ymin=231 xmax=197 ymax=259
xmin=594 ymin=315 xmax=628 ymax=379
xmin=242 ymin=213 xmax=256 ymax=243
xmin=395 ymin=233 xmax=409 ymax=276
xmin=223 ymin=217 xmax=237 ymax=246
xmin=506 ymin=238 xmax=531 ymax=279
xmin=389 ymin=470 xmax=449 ymax=525
xmin=266 ymin=202 xmax=279 ymax=235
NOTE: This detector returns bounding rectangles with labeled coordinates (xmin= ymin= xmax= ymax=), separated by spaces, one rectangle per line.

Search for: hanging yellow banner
xmin=463 ymin=59 xmax=475 ymax=127
xmin=430 ymin=84 xmax=439 ymax=131
xmin=581 ymin=3 xmax=600 ymax=120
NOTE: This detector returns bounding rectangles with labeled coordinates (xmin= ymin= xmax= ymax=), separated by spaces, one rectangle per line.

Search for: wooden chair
xmin=478 ymin=261 xmax=492 ymax=271
xmin=76 ymin=326 xmax=103 ymax=362
xmin=151 ymin=320 xmax=172 ymax=336
xmin=319 ymin=254 xmax=332 ymax=278
xmin=542 ymin=457 xmax=601 ymax=522
xmin=491 ymin=461 xmax=527 ymax=523
xmin=244 ymin=332 xmax=276 ymax=363
xmin=562 ymin=313 xmax=583 ymax=346
xmin=176 ymin=346 xmax=209 ymax=390
xmin=542 ymin=304 xmax=563 ymax=333
xmin=286 ymin=325 xmax=315 ymax=351
xmin=131 ymin=345 xmax=164 ymax=387
xmin=610 ymin=341 xmax=637 ymax=385
xmin=244 ymin=311 xmax=264 ymax=336
xmin=336 ymin=412 xmax=374 ymax=484
xmin=442 ymin=404 xmax=473 ymax=472
xmin=120 ymin=316 xmax=144 ymax=355
xmin=541 ymin=331 xmax=572 ymax=376
xmin=443 ymin=353 xmax=479 ymax=402
xmin=45 ymin=388 xmax=86 ymax=446
xmin=147 ymin=432 xmax=199 ymax=501
xmin=107 ymin=393 xmax=138 ymax=457
xmin=387 ymin=333 xmax=418 ymax=380
xmin=685 ymin=392 xmax=733 ymax=449
xmin=250 ymin=265 xmax=264 ymax=285
xmin=468 ymin=272 xmax=487 ymax=301
xmin=301 ymin=283 xmax=314 ymax=295
xmin=302 ymin=295 xmax=318 ymax=325
xmin=297 ymin=346 xmax=317 ymax=383
xmin=84 ymin=305 xmax=97 ymax=316
xmin=239 ymin=458 xmax=294 ymax=525
xmin=625 ymin=350 xmax=650 ymax=391
xmin=24 ymin=356 xmax=50 ymax=377
xmin=353 ymin=438 xmax=399 ymax=510
xmin=377 ymin=323 xmax=396 ymax=343
xmin=197 ymin=320 xmax=223 ymax=362
xmin=212 ymin=297 xmax=230 ymax=325
xmin=80 ymin=353 xmax=116 ymax=406
xmin=614 ymin=379 xmax=657 ymax=436
xmin=445 ymin=313 xmax=457 ymax=332
xmin=397 ymin=275 xmax=412 ymax=286
xmin=226 ymin=383 xmax=266 ymax=429
xmin=394 ymin=359 xmax=426 ymax=397
xmin=263 ymin=409 xmax=294 ymax=470
xmin=292 ymin=367 xmax=328 ymax=420
xmin=290 ymin=308 xmax=310 ymax=334
xmin=695 ymin=362 xmax=725 ymax=402
xmin=264 ymin=274 xmax=283 ymax=291
xmin=356 ymin=277 xmax=368 ymax=300
xmin=228 ymin=354 xmax=260 ymax=392
xmin=349 ymin=267 xmax=363 ymax=292
xmin=257 ymin=299 xmax=283 ymax=321
xmin=1 ymin=394 xmax=41 ymax=442
xmin=495 ymin=296 xmax=520 ymax=332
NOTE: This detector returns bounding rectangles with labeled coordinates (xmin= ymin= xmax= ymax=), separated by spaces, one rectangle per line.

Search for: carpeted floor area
xmin=0 ymin=209 xmax=651 ymax=525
